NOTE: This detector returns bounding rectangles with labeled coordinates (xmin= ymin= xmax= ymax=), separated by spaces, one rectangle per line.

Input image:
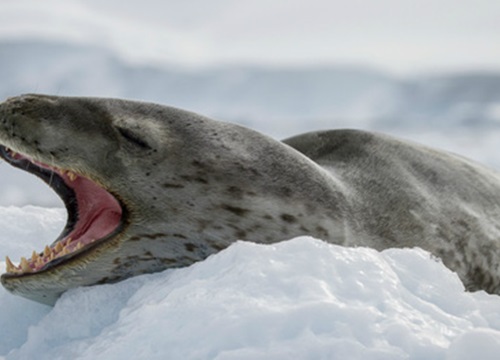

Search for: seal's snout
xmin=5 ymin=93 xmax=58 ymax=104
xmin=3 ymin=94 xmax=42 ymax=107
xmin=0 ymin=94 xmax=57 ymax=119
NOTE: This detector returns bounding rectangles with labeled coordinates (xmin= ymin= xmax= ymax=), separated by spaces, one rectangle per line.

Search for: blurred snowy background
xmin=1 ymin=0 xmax=500 ymax=206
xmin=2 ymin=1 xmax=500 ymax=358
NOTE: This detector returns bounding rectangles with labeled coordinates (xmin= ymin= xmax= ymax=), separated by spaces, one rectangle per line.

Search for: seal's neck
xmin=160 ymin=135 xmax=347 ymax=248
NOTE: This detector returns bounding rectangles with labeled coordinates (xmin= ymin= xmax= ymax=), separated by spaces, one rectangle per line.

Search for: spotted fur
xmin=1 ymin=94 xmax=500 ymax=305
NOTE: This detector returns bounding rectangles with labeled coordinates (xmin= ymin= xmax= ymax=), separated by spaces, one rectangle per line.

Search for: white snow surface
xmin=1 ymin=206 xmax=500 ymax=359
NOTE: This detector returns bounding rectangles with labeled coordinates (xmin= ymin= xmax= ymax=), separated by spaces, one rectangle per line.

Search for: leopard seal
xmin=1 ymin=94 xmax=500 ymax=305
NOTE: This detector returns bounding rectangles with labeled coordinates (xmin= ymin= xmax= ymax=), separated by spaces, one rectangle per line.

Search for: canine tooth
xmin=31 ymin=251 xmax=39 ymax=262
xmin=67 ymin=171 xmax=77 ymax=181
xmin=36 ymin=256 xmax=44 ymax=267
xmin=55 ymin=242 xmax=63 ymax=253
xmin=20 ymin=257 xmax=31 ymax=272
xmin=62 ymin=241 xmax=70 ymax=251
xmin=76 ymin=243 xmax=83 ymax=251
xmin=5 ymin=256 xmax=15 ymax=272
xmin=44 ymin=245 xmax=51 ymax=257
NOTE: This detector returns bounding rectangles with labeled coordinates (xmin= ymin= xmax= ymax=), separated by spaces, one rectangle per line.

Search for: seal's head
xmin=0 ymin=94 xmax=340 ymax=305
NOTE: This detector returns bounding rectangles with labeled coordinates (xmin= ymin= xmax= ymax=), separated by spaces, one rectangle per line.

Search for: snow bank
xmin=1 ymin=207 xmax=500 ymax=359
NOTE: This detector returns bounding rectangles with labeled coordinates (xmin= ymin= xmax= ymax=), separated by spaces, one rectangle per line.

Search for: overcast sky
xmin=1 ymin=0 xmax=500 ymax=74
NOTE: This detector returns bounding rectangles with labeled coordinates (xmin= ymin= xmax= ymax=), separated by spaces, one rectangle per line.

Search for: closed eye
xmin=117 ymin=127 xmax=151 ymax=150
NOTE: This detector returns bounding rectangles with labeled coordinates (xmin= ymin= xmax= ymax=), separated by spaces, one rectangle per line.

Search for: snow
xmin=1 ymin=207 xmax=500 ymax=359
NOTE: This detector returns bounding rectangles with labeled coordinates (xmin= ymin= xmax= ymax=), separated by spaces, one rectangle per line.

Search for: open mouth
xmin=0 ymin=145 xmax=125 ymax=276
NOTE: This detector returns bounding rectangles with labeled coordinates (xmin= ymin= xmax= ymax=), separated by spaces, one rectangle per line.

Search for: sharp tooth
xmin=55 ymin=242 xmax=63 ymax=253
xmin=36 ymin=256 xmax=44 ymax=267
xmin=20 ymin=257 xmax=31 ymax=273
xmin=5 ymin=256 xmax=15 ymax=273
xmin=44 ymin=245 xmax=51 ymax=257
xmin=67 ymin=171 xmax=77 ymax=181
xmin=61 ymin=241 xmax=70 ymax=255
xmin=76 ymin=242 xmax=83 ymax=251
xmin=31 ymin=251 xmax=39 ymax=262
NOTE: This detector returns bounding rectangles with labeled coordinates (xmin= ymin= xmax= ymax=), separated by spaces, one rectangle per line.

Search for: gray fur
xmin=1 ymin=94 xmax=500 ymax=305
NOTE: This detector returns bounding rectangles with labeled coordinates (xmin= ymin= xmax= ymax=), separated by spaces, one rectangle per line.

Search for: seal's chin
xmin=0 ymin=145 xmax=125 ymax=277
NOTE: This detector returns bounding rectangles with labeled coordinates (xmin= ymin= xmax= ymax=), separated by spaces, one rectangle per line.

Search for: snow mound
xmin=1 ymin=207 xmax=500 ymax=359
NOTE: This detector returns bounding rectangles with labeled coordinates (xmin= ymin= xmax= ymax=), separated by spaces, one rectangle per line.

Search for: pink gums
xmin=59 ymin=172 xmax=122 ymax=252
xmin=3 ymin=150 xmax=123 ymax=274
xmin=23 ymin=172 xmax=123 ymax=272
xmin=24 ymin=160 xmax=121 ymax=272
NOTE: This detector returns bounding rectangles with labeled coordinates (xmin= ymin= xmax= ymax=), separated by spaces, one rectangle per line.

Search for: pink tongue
xmin=62 ymin=174 xmax=122 ymax=249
